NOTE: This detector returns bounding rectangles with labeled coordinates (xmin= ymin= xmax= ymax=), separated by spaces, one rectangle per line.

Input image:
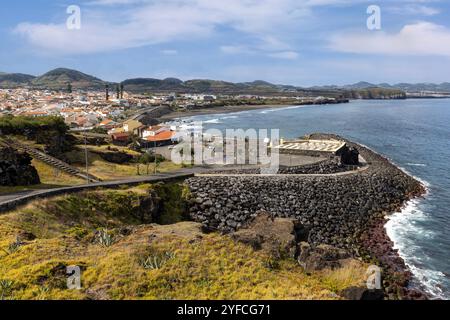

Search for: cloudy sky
xmin=1 ymin=0 xmax=450 ymax=85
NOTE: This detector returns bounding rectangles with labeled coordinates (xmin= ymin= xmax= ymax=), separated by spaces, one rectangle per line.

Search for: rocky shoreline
xmin=185 ymin=134 xmax=427 ymax=299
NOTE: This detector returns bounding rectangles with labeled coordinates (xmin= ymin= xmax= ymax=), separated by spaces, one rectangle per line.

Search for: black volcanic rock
xmin=0 ymin=146 xmax=40 ymax=186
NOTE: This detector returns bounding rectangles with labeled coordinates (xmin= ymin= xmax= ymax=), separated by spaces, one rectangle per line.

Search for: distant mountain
xmin=393 ymin=82 xmax=450 ymax=93
xmin=122 ymin=78 xmax=302 ymax=95
xmin=1 ymin=67 xmax=449 ymax=97
xmin=0 ymin=73 xmax=36 ymax=88
xmin=122 ymin=78 xmax=184 ymax=92
xmin=319 ymin=81 xmax=450 ymax=93
xmin=31 ymin=68 xmax=109 ymax=90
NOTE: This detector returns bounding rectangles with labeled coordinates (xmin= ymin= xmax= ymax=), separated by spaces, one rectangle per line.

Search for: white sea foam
xmin=203 ymin=118 xmax=222 ymax=124
xmin=406 ymin=163 xmax=427 ymax=167
xmin=259 ymin=104 xmax=317 ymax=114
xmin=385 ymin=194 xmax=449 ymax=299
xmin=221 ymin=115 xmax=238 ymax=120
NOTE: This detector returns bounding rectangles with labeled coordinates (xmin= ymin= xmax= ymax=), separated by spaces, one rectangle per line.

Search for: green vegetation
xmin=0 ymin=185 xmax=368 ymax=300
xmin=0 ymin=115 xmax=68 ymax=137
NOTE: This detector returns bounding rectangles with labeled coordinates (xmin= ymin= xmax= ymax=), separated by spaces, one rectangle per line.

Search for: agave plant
xmin=0 ymin=279 xmax=14 ymax=300
xmin=1 ymin=238 xmax=23 ymax=256
xmin=96 ymin=229 xmax=115 ymax=247
xmin=141 ymin=251 xmax=176 ymax=270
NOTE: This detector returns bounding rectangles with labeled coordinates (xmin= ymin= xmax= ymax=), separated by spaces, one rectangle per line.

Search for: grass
xmin=0 ymin=185 xmax=368 ymax=300
xmin=32 ymin=160 xmax=86 ymax=186
xmin=0 ymin=137 xmax=183 ymax=194
xmin=69 ymin=151 xmax=182 ymax=181
xmin=0 ymin=160 xmax=85 ymax=195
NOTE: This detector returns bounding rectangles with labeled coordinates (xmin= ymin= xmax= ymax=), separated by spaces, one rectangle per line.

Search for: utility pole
xmin=105 ymin=84 xmax=109 ymax=101
xmin=154 ymin=141 xmax=157 ymax=174
xmin=84 ymin=132 xmax=90 ymax=184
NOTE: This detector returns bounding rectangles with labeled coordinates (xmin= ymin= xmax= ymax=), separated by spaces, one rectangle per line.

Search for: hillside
xmin=4 ymin=67 xmax=447 ymax=97
xmin=0 ymin=185 xmax=369 ymax=300
xmin=31 ymin=68 xmax=109 ymax=90
xmin=0 ymin=73 xmax=36 ymax=88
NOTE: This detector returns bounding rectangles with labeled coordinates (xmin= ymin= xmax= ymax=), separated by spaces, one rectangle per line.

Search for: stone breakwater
xmin=207 ymin=158 xmax=352 ymax=175
xmin=186 ymin=134 xmax=426 ymax=299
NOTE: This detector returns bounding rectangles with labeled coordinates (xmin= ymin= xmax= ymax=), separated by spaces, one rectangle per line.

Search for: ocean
xmin=182 ymin=98 xmax=450 ymax=299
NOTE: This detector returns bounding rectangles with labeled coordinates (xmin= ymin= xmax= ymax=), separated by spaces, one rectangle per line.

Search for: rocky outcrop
xmin=297 ymin=242 xmax=351 ymax=272
xmin=230 ymin=211 xmax=307 ymax=259
xmin=0 ymin=146 xmax=40 ymax=186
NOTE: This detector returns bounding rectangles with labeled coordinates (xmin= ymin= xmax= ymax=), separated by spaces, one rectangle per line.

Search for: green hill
xmin=0 ymin=73 xmax=36 ymax=88
xmin=31 ymin=68 xmax=108 ymax=90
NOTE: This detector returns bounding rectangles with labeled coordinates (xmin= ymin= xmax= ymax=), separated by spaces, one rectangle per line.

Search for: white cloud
xmin=161 ymin=49 xmax=178 ymax=55
xmin=13 ymin=0 xmax=355 ymax=55
xmin=268 ymin=51 xmax=299 ymax=60
xmin=388 ymin=4 xmax=440 ymax=16
xmin=329 ymin=22 xmax=450 ymax=57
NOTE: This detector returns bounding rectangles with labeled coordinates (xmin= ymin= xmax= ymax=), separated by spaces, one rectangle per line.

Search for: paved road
xmin=0 ymin=170 xmax=197 ymax=213
xmin=0 ymin=156 xmax=369 ymax=213
xmin=0 ymin=190 xmax=36 ymax=203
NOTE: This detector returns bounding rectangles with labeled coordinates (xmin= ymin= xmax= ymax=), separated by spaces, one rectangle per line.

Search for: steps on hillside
xmin=0 ymin=137 xmax=102 ymax=183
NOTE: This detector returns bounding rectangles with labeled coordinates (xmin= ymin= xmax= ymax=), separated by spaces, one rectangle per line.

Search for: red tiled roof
xmin=111 ymin=132 xmax=131 ymax=141
xmin=146 ymin=131 xmax=175 ymax=142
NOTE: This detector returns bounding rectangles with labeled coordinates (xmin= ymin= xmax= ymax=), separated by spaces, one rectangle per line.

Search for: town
xmin=0 ymin=86 xmax=342 ymax=148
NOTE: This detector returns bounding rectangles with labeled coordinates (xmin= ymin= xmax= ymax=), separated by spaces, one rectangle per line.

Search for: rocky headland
xmin=185 ymin=134 xmax=427 ymax=300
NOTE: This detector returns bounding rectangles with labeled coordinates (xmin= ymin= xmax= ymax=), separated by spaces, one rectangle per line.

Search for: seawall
xmin=185 ymin=133 xmax=426 ymax=299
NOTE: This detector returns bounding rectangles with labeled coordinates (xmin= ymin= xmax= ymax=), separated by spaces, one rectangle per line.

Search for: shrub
xmin=139 ymin=250 xmax=176 ymax=270
xmin=96 ymin=229 xmax=115 ymax=247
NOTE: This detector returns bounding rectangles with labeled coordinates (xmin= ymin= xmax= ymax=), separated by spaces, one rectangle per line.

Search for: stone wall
xmin=0 ymin=146 xmax=40 ymax=186
xmin=207 ymin=158 xmax=352 ymax=175
xmin=187 ymin=137 xmax=422 ymax=248
xmin=185 ymin=134 xmax=426 ymax=298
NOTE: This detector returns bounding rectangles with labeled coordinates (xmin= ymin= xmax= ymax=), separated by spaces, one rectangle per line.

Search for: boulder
xmin=297 ymin=242 xmax=351 ymax=272
xmin=231 ymin=211 xmax=306 ymax=259
xmin=0 ymin=146 xmax=40 ymax=186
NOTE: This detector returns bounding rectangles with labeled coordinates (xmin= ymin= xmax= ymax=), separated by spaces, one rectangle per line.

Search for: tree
xmin=116 ymin=84 xmax=120 ymax=99
xmin=154 ymin=156 xmax=162 ymax=174
xmin=67 ymin=83 xmax=72 ymax=94
xmin=138 ymin=152 xmax=153 ymax=175
xmin=120 ymin=83 xmax=124 ymax=99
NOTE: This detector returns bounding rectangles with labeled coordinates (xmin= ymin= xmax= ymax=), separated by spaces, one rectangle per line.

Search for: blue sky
xmin=1 ymin=0 xmax=450 ymax=86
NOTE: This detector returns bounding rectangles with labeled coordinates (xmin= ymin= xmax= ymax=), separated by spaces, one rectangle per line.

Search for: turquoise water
xmin=183 ymin=99 xmax=450 ymax=299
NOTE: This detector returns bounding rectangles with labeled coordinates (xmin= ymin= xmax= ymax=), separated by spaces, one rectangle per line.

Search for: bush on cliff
xmin=0 ymin=115 xmax=74 ymax=156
